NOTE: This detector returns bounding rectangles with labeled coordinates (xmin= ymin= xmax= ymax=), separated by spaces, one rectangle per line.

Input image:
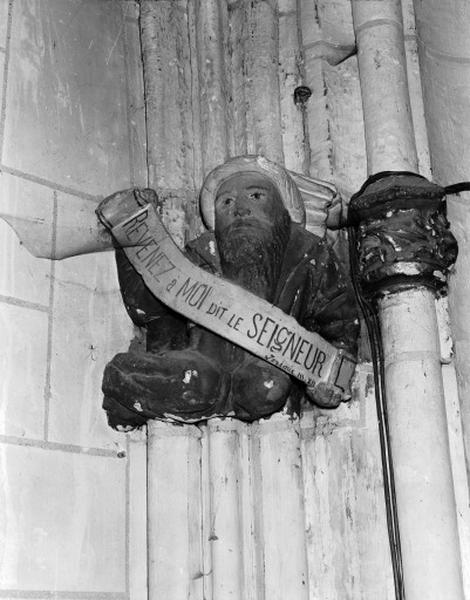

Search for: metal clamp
xmin=348 ymin=171 xmax=458 ymax=298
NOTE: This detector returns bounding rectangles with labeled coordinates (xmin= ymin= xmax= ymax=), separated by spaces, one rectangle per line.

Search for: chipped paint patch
xmin=133 ymin=401 xmax=143 ymax=412
xmin=117 ymin=424 xmax=134 ymax=432
xmin=183 ymin=369 xmax=199 ymax=384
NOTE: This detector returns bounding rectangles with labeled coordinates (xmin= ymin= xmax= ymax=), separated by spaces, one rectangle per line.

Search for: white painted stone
xmin=0 ymin=1 xmax=143 ymax=596
xmin=253 ymin=414 xmax=309 ymax=600
xmin=0 ymin=0 xmax=9 ymax=49
xmin=279 ymin=10 xmax=306 ymax=173
xmin=413 ymin=0 xmax=470 ymax=511
xmin=0 ymin=443 xmax=127 ymax=591
xmin=300 ymin=0 xmax=333 ymax=182
xmin=122 ymin=14 xmax=148 ymax=188
xmin=128 ymin=430 xmax=148 ymax=600
xmin=55 ymin=192 xmax=114 ymax=259
xmin=0 ymin=218 xmax=52 ymax=305
xmin=317 ymin=0 xmax=355 ymax=59
xmin=301 ymin=365 xmax=395 ymax=599
xmin=207 ymin=419 xmax=246 ymax=599
xmin=140 ymin=0 xmax=195 ymax=192
xmin=0 ymin=173 xmax=54 ymax=299
xmin=48 ymin=251 xmax=132 ymax=449
xmin=4 ymin=0 xmax=132 ymax=196
xmin=401 ymin=0 xmax=432 ymax=178
xmin=0 ymin=304 xmax=48 ymax=439
xmin=324 ymin=57 xmax=367 ymax=197
xmin=245 ymin=0 xmax=284 ymax=164
xmin=147 ymin=420 xmax=204 ymax=599
xmin=195 ymin=0 xmax=228 ymax=175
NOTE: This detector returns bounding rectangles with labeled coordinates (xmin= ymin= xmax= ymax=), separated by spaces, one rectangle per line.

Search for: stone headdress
xmin=199 ymin=155 xmax=340 ymax=235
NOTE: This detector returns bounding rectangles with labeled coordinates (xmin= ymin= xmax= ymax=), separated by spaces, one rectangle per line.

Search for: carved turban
xmin=200 ymin=155 xmax=340 ymax=232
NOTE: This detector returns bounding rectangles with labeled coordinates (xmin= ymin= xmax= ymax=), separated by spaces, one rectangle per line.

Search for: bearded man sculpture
xmin=101 ymin=156 xmax=359 ymax=429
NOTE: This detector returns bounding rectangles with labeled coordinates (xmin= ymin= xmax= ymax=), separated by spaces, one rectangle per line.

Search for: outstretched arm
xmin=100 ymin=188 xmax=190 ymax=352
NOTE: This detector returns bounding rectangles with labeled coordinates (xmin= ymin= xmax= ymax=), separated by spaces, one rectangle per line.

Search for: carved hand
xmin=306 ymin=381 xmax=350 ymax=409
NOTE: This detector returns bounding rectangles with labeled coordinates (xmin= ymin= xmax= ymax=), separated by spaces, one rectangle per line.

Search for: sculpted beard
xmin=216 ymin=211 xmax=291 ymax=301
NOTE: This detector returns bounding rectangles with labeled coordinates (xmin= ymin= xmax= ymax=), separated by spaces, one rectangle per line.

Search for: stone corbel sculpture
xmin=99 ymin=155 xmax=359 ymax=430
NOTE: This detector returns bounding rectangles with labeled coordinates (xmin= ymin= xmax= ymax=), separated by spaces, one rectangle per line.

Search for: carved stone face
xmin=214 ymin=171 xmax=291 ymax=301
xmin=214 ymin=172 xmax=286 ymax=235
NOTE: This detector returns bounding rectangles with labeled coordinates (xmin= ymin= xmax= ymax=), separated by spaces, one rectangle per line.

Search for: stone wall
xmin=1 ymin=0 xmax=469 ymax=599
xmin=0 ymin=1 xmax=147 ymax=598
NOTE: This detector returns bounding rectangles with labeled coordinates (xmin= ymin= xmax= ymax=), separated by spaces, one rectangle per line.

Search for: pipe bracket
xmin=349 ymin=172 xmax=458 ymax=297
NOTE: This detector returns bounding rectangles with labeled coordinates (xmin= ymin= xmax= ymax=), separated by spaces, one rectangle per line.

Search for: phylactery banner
xmin=97 ymin=196 xmax=355 ymax=393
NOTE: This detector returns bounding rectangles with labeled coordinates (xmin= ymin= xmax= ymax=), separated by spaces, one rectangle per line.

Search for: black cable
xmin=348 ymin=226 xmax=406 ymax=600
xmin=344 ymin=172 xmax=470 ymax=600
xmin=444 ymin=182 xmax=470 ymax=195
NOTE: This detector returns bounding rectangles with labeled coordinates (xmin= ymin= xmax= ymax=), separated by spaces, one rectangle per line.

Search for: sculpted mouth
xmin=229 ymin=218 xmax=271 ymax=232
xmin=234 ymin=218 xmax=258 ymax=227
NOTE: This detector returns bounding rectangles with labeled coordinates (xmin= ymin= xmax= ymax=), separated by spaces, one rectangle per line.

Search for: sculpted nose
xmin=235 ymin=205 xmax=251 ymax=217
xmin=234 ymin=195 xmax=251 ymax=217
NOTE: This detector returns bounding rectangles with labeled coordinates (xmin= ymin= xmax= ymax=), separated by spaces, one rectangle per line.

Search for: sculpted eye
xmin=250 ymin=191 xmax=263 ymax=200
xmin=217 ymin=195 xmax=233 ymax=207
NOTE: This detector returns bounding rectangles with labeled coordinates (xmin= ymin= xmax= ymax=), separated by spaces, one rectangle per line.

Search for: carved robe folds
xmin=102 ymin=222 xmax=358 ymax=429
xmin=100 ymin=156 xmax=359 ymax=428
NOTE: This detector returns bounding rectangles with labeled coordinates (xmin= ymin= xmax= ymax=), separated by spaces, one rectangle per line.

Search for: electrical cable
xmin=346 ymin=173 xmax=470 ymax=600
xmin=444 ymin=182 xmax=470 ymax=195
xmin=348 ymin=226 xmax=406 ymax=600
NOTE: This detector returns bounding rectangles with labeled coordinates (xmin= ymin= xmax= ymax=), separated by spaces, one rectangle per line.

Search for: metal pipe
xmin=353 ymin=1 xmax=417 ymax=173
xmin=351 ymin=1 xmax=465 ymax=597
xmin=378 ymin=289 xmax=464 ymax=599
